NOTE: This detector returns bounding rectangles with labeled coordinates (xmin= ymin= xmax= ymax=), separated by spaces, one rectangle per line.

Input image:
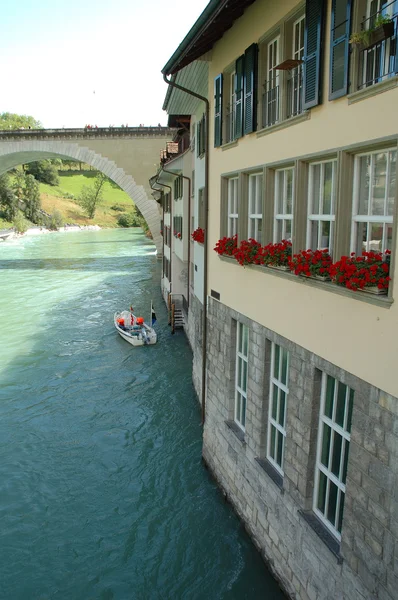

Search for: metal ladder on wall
xmin=168 ymin=293 xmax=185 ymax=334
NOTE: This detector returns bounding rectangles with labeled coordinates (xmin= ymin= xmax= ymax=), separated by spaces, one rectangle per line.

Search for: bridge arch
xmin=0 ymin=139 xmax=163 ymax=254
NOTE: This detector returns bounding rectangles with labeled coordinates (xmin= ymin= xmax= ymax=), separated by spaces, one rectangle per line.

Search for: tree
xmin=0 ymin=112 xmax=42 ymax=130
xmin=23 ymin=175 xmax=41 ymax=223
xmin=25 ymin=160 xmax=59 ymax=186
xmin=0 ymin=174 xmax=18 ymax=221
xmin=47 ymin=209 xmax=64 ymax=231
xmin=78 ymin=172 xmax=108 ymax=219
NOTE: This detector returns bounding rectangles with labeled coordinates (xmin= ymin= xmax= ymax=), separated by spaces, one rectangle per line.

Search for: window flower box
xmin=329 ymin=250 xmax=390 ymax=293
xmin=350 ymin=17 xmax=394 ymax=50
xmin=233 ymin=238 xmax=264 ymax=266
xmin=289 ymin=249 xmax=333 ymax=280
xmin=214 ymin=234 xmax=238 ymax=257
xmin=191 ymin=227 xmax=205 ymax=244
xmin=263 ymin=240 xmax=292 ymax=269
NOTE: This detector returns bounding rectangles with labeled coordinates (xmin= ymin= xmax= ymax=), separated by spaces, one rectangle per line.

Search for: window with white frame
xmin=234 ymin=322 xmax=249 ymax=431
xmin=313 ymin=373 xmax=354 ymax=540
xmin=262 ymin=36 xmax=280 ymax=128
xmin=227 ymin=71 xmax=236 ymax=143
xmin=274 ymin=167 xmax=294 ymax=241
xmin=287 ymin=15 xmax=305 ymax=119
xmin=352 ymin=149 xmax=397 ymax=254
xmin=248 ymin=172 xmax=263 ymax=242
xmin=267 ymin=343 xmax=289 ymax=474
xmin=307 ymin=160 xmax=337 ymax=253
xmin=227 ymin=177 xmax=239 ymax=237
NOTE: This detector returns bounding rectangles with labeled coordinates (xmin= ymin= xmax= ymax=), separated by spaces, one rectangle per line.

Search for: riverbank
xmin=0 ymin=224 xmax=101 ymax=243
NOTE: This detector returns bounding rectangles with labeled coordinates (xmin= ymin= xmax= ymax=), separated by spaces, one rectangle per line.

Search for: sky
xmin=1 ymin=0 xmax=210 ymax=128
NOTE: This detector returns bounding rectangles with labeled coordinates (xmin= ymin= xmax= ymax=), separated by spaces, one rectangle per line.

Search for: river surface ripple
xmin=0 ymin=229 xmax=285 ymax=600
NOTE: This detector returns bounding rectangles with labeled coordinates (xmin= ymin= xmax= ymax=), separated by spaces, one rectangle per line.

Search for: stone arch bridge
xmin=0 ymin=127 xmax=174 ymax=254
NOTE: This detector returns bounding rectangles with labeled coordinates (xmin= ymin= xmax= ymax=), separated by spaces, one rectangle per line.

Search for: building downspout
xmin=162 ymin=168 xmax=191 ymax=307
xmin=163 ymin=73 xmax=209 ymax=426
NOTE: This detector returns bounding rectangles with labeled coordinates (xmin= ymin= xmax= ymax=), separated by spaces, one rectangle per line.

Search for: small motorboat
xmin=114 ymin=309 xmax=157 ymax=347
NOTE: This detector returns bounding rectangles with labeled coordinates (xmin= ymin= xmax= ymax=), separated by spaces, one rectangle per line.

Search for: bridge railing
xmin=0 ymin=126 xmax=176 ymax=138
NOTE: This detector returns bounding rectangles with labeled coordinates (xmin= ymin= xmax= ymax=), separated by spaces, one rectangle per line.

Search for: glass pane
xmin=257 ymin=219 xmax=263 ymax=243
xmin=249 ymin=219 xmax=255 ymax=239
xmin=334 ymin=0 xmax=348 ymax=39
xmin=242 ymin=360 xmax=247 ymax=392
xmin=270 ymin=425 xmax=276 ymax=460
xmin=241 ymin=396 xmax=246 ymax=427
xmin=285 ymin=219 xmax=292 ymax=240
xmin=369 ymin=222 xmax=383 ymax=253
xmin=274 ymin=345 xmax=280 ymax=379
xmin=358 ymin=155 xmax=370 ymax=215
xmin=272 ymin=385 xmax=278 ymax=420
xmin=325 ymin=375 xmax=335 ymax=418
xmin=236 ymin=393 xmax=241 ymax=421
xmin=323 ymin=162 xmax=333 ymax=214
xmin=311 ymin=164 xmax=321 ymax=214
xmin=337 ymin=491 xmax=345 ymax=532
xmin=238 ymin=323 xmax=243 ymax=354
xmin=386 ymin=224 xmax=393 ymax=251
xmin=331 ymin=431 xmax=343 ymax=478
xmin=279 ymin=391 xmax=286 ymax=427
xmin=277 ymin=172 xmax=284 ymax=213
xmin=336 ymin=382 xmax=347 ymax=427
xmin=281 ymin=348 xmax=288 ymax=385
xmin=357 ymin=221 xmax=368 ymax=253
xmin=317 ymin=471 xmax=327 ymax=513
xmin=347 ymin=390 xmax=354 ymax=433
xmin=321 ymin=423 xmax=331 ymax=467
xmin=286 ymin=169 xmax=293 ymax=213
xmin=237 ymin=359 xmax=242 ymax=389
xmin=388 ymin=150 xmax=396 ymax=216
xmin=327 ymin=481 xmax=338 ymax=526
xmin=311 ymin=220 xmax=319 ymax=250
xmin=277 ymin=431 xmax=283 ymax=466
xmin=332 ymin=41 xmax=345 ymax=93
xmin=256 ymin=176 xmax=263 ymax=212
xmin=243 ymin=325 xmax=248 ymax=356
xmin=371 ymin=152 xmax=387 ymax=216
xmin=342 ymin=439 xmax=350 ymax=484
xmin=320 ymin=221 xmax=331 ymax=250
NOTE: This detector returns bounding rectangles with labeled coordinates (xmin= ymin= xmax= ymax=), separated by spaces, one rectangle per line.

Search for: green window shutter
xmin=243 ymin=44 xmax=258 ymax=135
xmin=235 ymin=55 xmax=245 ymax=139
xmin=214 ymin=74 xmax=223 ymax=147
xmin=329 ymin=0 xmax=352 ymax=99
xmin=303 ymin=0 xmax=325 ymax=110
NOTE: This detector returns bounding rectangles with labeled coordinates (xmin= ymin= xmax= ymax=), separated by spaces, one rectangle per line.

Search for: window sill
xmin=299 ymin=510 xmax=343 ymax=563
xmin=255 ymin=457 xmax=284 ymax=491
xmin=216 ymin=255 xmax=393 ymax=308
xmin=256 ymin=111 xmax=310 ymax=138
xmin=348 ymin=75 xmax=398 ymax=105
xmin=225 ymin=420 xmax=246 ymax=444
xmin=221 ymin=139 xmax=239 ymax=151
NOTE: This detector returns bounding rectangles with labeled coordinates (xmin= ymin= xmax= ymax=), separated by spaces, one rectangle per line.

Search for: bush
xmin=47 ymin=209 xmax=64 ymax=231
xmin=111 ymin=204 xmax=126 ymax=212
xmin=25 ymin=160 xmax=59 ymax=186
xmin=13 ymin=212 xmax=29 ymax=233
xmin=117 ymin=212 xmax=140 ymax=227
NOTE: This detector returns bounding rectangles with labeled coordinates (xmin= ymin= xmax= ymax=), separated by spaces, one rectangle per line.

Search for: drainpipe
xmin=163 ymin=73 xmax=209 ymax=426
xmin=162 ymin=167 xmax=191 ymax=307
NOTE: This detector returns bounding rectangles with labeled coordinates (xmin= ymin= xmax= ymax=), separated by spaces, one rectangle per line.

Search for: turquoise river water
xmin=0 ymin=228 xmax=285 ymax=600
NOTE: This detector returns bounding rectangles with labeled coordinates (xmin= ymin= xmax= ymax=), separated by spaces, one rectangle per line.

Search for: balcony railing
xmin=225 ymin=104 xmax=235 ymax=143
xmin=357 ymin=6 xmax=398 ymax=90
xmin=286 ymin=65 xmax=303 ymax=119
xmin=262 ymin=81 xmax=280 ymax=128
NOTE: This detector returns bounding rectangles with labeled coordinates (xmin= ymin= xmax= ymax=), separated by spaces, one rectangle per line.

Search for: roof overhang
xmin=161 ymin=0 xmax=256 ymax=75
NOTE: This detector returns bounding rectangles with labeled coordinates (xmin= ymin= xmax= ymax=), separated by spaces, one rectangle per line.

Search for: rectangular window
xmin=307 ymin=160 xmax=337 ymax=253
xmin=227 ymin=177 xmax=239 ymax=237
xmin=234 ymin=322 xmax=249 ymax=431
xmin=313 ymin=373 xmax=354 ymax=539
xmin=226 ymin=71 xmax=236 ymax=143
xmin=267 ymin=343 xmax=289 ymax=474
xmin=262 ymin=36 xmax=280 ymax=128
xmin=352 ymin=148 xmax=396 ymax=253
xmin=287 ymin=16 xmax=305 ymax=118
xmin=248 ymin=172 xmax=263 ymax=242
xmin=274 ymin=167 xmax=294 ymax=241
xmin=358 ymin=0 xmax=397 ymax=90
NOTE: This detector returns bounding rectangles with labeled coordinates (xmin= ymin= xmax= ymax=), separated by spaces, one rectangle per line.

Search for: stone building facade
xmin=202 ymin=294 xmax=398 ymax=600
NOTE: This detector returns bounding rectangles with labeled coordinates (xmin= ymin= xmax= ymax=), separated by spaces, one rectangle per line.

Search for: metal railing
xmin=357 ymin=5 xmax=397 ymax=89
xmin=286 ymin=65 xmax=303 ymax=118
xmin=262 ymin=82 xmax=280 ymax=128
xmin=225 ymin=104 xmax=235 ymax=143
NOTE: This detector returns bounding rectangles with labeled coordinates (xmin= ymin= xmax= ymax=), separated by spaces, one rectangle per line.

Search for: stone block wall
xmin=202 ymin=297 xmax=398 ymax=600
xmin=186 ymin=291 xmax=203 ymax=401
